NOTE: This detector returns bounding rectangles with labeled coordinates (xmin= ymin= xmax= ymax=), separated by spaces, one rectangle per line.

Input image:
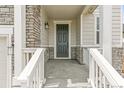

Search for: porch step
xmin=43 ymin=82 xmax=92 ymax=88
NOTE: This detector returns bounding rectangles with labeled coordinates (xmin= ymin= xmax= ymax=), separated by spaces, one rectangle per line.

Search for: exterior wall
xmin=99 ymin=5 xmax=123 ymax=74
xmin=40 ymin=6 xmax=49 ymax=47
xmin=76 ymin=16 xmax=83 ymax=63
xmin=26 ymin=5 xmax=50 ymax=63
xmin=112 ymin=47 xmax=123 ymax=75
xmin=44 ymin=48 xmax=49 ymax=63
xmin=112 ymin=6 xmax=122 ymax=47
xmin=81 ymin=14 xmax=95 ymax=46
xmin=71 ymin=47 xmax=76 ymax=59
xmin=40 ymin=6 xmax=49 ymax=62
xmin=111 ymin=6 xmax=123 ymax=75
xmin=76 ymin=16 xmax=81 ymax=46
xmin=48 ymin=19 xmax=54 ymax=47
xmin=76 ymin=47 xmax=83 ymax=64
xmin=48 ymin=19 xmax=77 ymax=47
xmin=49 ymin=47 xmax=54 ymax=59
xmin=48 ymin=19 xmax=54 ymax=59
xmin=0 ymin=5 xmax=14 ymax=25
xmin=48 ymin=18 xmax=83 ymax=62
xmin=71 ymin=19 xmax=77 ymax=46
xmin=0 ymin=5 xmax=14 ymax=76
xmin=26 ymin=5 xmax=41 ymax=47
xmin=93 ymin=6 xmax=122 ymax=47
xmin=0 ymin=5 xmax=123 ymax=74
xmin=48 ymin=19 xmax=78 ymax=59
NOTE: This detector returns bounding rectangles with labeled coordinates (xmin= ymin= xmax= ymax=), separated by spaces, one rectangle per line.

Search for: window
xmin=96 ymin=16 xmax=100 ymax=44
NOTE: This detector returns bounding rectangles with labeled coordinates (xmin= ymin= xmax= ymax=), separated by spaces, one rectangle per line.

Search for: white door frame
xmin=0 ymin=26 xmax=13 ymax=87
xmin=54 ymin=20 xmax=72 ymax=59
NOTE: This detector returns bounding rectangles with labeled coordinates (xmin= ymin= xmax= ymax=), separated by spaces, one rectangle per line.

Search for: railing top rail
xmin=22 ymin=48 xmax=37 ymax=53
xmin=89 ymin=48 xmax=124 ymax=87
xmin=18 ymin=48 xmax=46 ymax=81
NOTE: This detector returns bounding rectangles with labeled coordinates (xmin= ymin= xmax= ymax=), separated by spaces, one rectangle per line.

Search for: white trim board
xmin=54 ymin=20 xmax=71 ymax=59
xmin=0 ymin=27 xmax=13 ymax=88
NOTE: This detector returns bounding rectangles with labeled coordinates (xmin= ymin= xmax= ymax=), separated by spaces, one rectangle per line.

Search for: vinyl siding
xmin=81 ymin=14 xmax=95 ymax=46
xmin=71 ymin=19 xmax=76 ymax=46
xmin=48 ymin=19 xmax=54 ymax=47
xmin=81 ymin=5 xmax=122 ymax=47
xmin=76 ymin=16 xmax=81 ymax=46
xmin=40 ymin=6 xmax=49 ymax=47
xmin=112 ymin=5 xmax=122 ymax=47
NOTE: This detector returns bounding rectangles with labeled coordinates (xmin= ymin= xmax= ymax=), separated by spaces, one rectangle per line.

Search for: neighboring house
xmin=0 ymin=5 xmax=124 ymax=88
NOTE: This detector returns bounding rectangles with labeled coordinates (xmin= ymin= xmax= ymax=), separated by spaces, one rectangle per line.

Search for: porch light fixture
xmin=45 ymin=22 xmax=49 ymax=29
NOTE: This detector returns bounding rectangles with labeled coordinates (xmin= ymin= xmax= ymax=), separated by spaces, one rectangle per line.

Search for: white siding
xmin=81 ymin=5 xmax=122 ymax=47
xmin=71 ymin=19 xmax=76 ymax=46
xmin=40 ymin=6 xmax=49 ymax=47
xmin=76 ymin=16 xmax=81 ymax=46
xmin=48 ymin=19 xmax=54 ymax=47
xmin=112 ymin=5 xmax=122 ymax=47
xmin=81 ymin=14 xmax=95 ymax=46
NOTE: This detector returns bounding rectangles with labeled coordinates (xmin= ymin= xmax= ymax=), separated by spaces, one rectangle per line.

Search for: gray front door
xmin=56 ymin=24 xmax=69 ymax=57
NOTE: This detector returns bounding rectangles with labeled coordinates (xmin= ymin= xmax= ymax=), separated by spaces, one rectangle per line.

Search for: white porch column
xmin=14 ymin=5 xmax=26 ymax=77
xmin=100 ymin=6 xmax=112 ymax=64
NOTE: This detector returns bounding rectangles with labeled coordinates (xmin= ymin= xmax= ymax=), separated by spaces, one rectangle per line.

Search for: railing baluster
xmin=103 ymin=75 xmax=106 ymax=88
xmin=89 ymin=54 xmax=92 ymax=82
xmin=88 ymin=48 xmax=124 ymax=88
xmin=36 ymin=65 xmax=39 ymax=88
xmin=99 ymin=69 xmax=102 ymax=88
xmin=37 ymin=62 xmax=40 ymax=87
xmin=18 ymin=48 xmax=46 ymax=88
xmin=25 ymin=53 xmax=27 ymax=65
xmin=91 ymin=59 xmax=95 ymax=85
xmin=95 ymin=64 xmax=98 ymax=87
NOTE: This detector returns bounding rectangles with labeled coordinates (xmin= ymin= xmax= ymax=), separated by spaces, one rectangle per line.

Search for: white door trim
xmin=54 ymin=20 xmax=72 ymax=59
xmin=0 ymin=27 xmax=13 ymax=87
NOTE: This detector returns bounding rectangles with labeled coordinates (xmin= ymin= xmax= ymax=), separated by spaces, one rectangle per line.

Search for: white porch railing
xmin=22 ymin=48 xmax=36 ymax=66
xmin=89 ymin=48 xmax=124 ymax=88
xmin=18 ymin=48 xmax=46 ymax=88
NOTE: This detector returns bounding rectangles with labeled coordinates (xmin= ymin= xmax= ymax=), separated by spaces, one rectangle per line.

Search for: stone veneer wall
xmin=112 ymin=47 xmax=123 ymax=75
xmin=44 ymin=48 xmax=49 ymax=63
xmin=49 ymin=47 xmax=54 ymax=59
xmin=26 ymin=5 xmax=41 ymax=47
xmin=71 ymin=47 xmax=76 ymax=59
xmin=0 ymin=5 xmax=14 ymax=25
xmin=76 ymin=47 xmax=83 ymax=64
xmin=49 ymin=47 xmax=80 ymax=60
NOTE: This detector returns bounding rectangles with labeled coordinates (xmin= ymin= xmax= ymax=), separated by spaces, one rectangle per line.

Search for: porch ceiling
xmin=44 ymin=5 xmax=84 ymax=19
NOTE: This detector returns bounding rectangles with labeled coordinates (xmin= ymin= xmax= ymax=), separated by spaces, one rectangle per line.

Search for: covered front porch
xmin=13 ymin=5 xmax=124 ymax=88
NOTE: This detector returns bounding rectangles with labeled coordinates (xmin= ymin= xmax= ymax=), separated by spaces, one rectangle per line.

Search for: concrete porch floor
xmin=43 ymin=59 xmax=90 ymax=88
